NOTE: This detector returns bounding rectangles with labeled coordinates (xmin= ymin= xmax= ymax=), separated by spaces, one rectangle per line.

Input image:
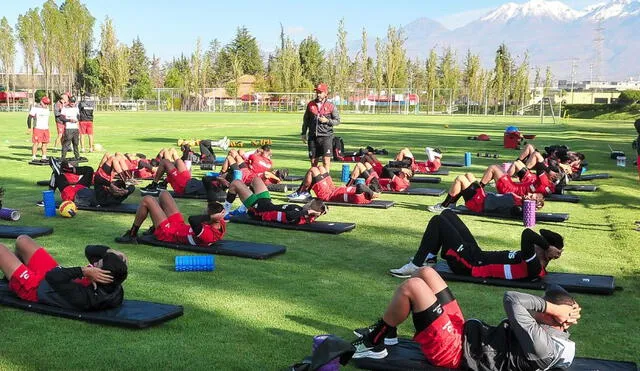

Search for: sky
xmin=3 ymin=0 xmax=601 ymax=70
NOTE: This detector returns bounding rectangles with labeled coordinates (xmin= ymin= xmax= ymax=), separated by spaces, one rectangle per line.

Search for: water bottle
xmin=233 ymin=169 xmax=243 ymax=181
xmin=464 ymin=152 xmax=472 ymax=167
xmin=175 ymin=255 xmax=215 ymax=272
xmin=341 ymin=164 xmax=350 ymax=183
xmin=0 ymin=208 xmax=20 ymax=221
xmin=43 ymin=190 xmax=56 ymax=217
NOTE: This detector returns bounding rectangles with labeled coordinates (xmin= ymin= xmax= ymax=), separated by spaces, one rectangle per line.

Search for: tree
xmin=270 ymin=26 xmax=303 ymax=92
xmin=98 ymin=17 xmax=129 ymax=97
xmin=462 ymin=50 xmax=482 ymax=110
xmin=127 ymin=36 xmax=152 ymax=99
xmin=544 ymin=66 xmax=553 ymax=96
xmin=373 ymin=38 xmax=384 ymax=98
xmin=512 ymin=53 xmax=530 ymax=109
xmin=16 ymin=12 xmax=38 ymax=96
xmin=77 ymin=57 xmax=101 ymax=94
xmin=618 ymin=90 xmax=640 ymax=105
xmin=149 ymin=55 xmax=163 ymax=88
xmin=41 ymin=0 xmax=66 ymax=92
xmin=299 ymin=36 xmax=323 ymax=87
xmin=359 ymin=28 xmax=371 ymax=96
xmin=226 ymin=26 xmax=263 ymax=75
xmin=0 ymin=17 xmax=17 ymax=96
xmin=492 ymin=43 xmax=512 ymax=111
xmin=425 ymin=48 xmax=438 ymax=110
xmin=383 ymin=26 xmax=407 ymax=108
xmin=438 ymin=46 xmax=460 ymax=106
xmin=205 ymin=39 xmax=221 ymax=86
xmin=334 ymin=19 xmax=350 ymax=100
xmin=61 ymin=0 xmax=95 ymax=91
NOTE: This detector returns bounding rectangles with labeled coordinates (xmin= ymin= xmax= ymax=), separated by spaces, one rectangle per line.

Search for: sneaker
xmin=353 ymin=326 xmax=398 ymax=346
xmin=142 ymin=226 xmax=156 ymax=236
xmin=220 ymin=137 xmax=229 ymax=151
xmin=157 ymin=180 xmax=168 ymax=190
xmin=425 ymin=147 xmax=436 ymax=162
xmin=115 ymin=230 xmax=137 ymax=244
xmin=49 ymin=157 xmax=62 ymax=176
xmin=224 ymin=207 xmax=247 ymax=221
xmin=427 ymin=203 xmax=448 ymax=213
xmin=424 ymin=258 xmax=438 ymax=267
xmin=351 ymin=338 xmax=388 ymax=360
xmin=36 ymin=200 xmax=45 ymax=207
xmin=389 ymin=259 xmax=420 ymax=278
xmin=77 ymin=156 xmax=88 ymax=161
xmin=287 ymin=191 xmax=311 ymax=201
xmin=142 ymin=182 xmax=158 ymax=191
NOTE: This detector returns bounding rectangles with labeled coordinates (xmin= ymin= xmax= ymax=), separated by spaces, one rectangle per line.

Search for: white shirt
xmin=28 ymin=106 xmax=51 ymax=130
xmin=61 ymin=106 xmax=80 ymax=129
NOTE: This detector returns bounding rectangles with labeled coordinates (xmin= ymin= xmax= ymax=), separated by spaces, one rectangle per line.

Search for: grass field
xmin=0 ymin=112 xmax=638 ymax=370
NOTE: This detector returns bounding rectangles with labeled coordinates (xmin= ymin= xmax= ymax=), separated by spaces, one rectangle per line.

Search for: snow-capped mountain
xmin=349 ymin=0 xmax=640 ymax=80
xmin=480 ymin=0 xmax=583 ymax=22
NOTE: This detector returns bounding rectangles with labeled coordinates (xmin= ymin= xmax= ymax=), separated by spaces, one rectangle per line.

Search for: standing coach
xmin=300 ymin=83 xmax=340 ymax=170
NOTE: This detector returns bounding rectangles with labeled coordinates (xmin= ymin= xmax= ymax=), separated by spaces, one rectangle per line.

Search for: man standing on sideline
xmin=301 ymin=83 xmax=340 ymax=170
xmin=53 ymin=92 xmax=69 ymax=151
xmin=79 ymin=95 xmax=95 ymax=152
xmin=60 ymin=96 xmax=84 ymax=161
xmin=27 ymin=96 xmax=52 ymax=162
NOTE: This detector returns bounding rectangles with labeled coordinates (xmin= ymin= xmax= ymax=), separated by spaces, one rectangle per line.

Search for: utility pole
xmin=570 ymin=58 xmax=577 ymax=104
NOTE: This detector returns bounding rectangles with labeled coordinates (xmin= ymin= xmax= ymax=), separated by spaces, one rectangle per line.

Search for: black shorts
xmin=461 ymin=183 xmax=481 ymax=203
xmin=308 ymin=136 xmax=333 ymax=159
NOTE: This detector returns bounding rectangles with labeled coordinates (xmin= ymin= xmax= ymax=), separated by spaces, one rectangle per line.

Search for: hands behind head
xmin=555 ymin=303 xmax=581 ymax=330
xmin=82 ymin=266 xmax=114 ymax=284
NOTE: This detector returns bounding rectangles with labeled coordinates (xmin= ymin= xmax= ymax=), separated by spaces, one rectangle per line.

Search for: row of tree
xmin=0 ymin=1 xmax=554 ymax=110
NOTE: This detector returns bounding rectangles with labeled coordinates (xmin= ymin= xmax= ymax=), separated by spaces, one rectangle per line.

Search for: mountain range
xmin=350 ymin=0 xmax=640 ymax=82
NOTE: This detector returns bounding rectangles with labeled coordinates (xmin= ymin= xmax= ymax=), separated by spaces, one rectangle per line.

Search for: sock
xmin=130 ymin=224 xmax=140 ymax=236
xmin=346 ymin=178 xmax=356 ymax=187
xmin=32 ymin=155 xmax=36 ymax=160
xmin=441 ymin=193 xmax=455 ymax=207
xmin=370 ymin=319 xmax=394 ymax=345
xmin=479 ymin=181 xmax=486 ymax=188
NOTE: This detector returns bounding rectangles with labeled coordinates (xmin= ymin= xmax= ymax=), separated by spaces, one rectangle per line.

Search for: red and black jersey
xmin=247 ymin=153 xmax=272 ymax=176
xmin=248 ymin=198 xmax=315 ymax=224
xmin=311 ymin=177 xmax=371 ymax=204
xmin=529 ymin=173 xmax=555 ymax=195
xmin=378 ymin=175 xmax=409 ymax=192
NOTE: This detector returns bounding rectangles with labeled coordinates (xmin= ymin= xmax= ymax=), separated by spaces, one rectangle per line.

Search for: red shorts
xmin=427 ymin=159 xmax=441 ymax=172
xmin=154 ymin=213 xmax=191 ymax=243
xmin=496 ymin=174 xmax=528 ymax=196
xmin=464 ymin=186 xmax=486 ymax=213
xmin=167 ymin=168 xmax=191 ymax=195
xmin=32 ymin=128 xmax=50 ymax=144
xmin=311 ymin=176 xmax=335 ymax=201
xmin=241 ymin=167 xmax=256 ymax=184
xmin=79 ymin=121 xmax=93 ymax=135
xmin=9 ymin=248 xmax=59 ymax=302
xmin=413 ymin=301 xmax=464 ymax=369
xmin=56 ymin=122 xmax=65 ymax=135
xmin=60 ymin=184 xmax=87 ymax=201
xmin=329 ymin=185 xmax=370 ymax=204
xmin=371 ymin=161 xmax=383 ymax=176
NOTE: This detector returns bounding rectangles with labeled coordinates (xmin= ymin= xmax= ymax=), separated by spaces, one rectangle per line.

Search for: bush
xmin=35 ymin=90 xmax=47 ymax=103
xmin=618 ymin=90 xmax=640 ymax=105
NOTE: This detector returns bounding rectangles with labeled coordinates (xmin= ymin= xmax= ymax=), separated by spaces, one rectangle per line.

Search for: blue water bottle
xmin=43 ymin=190 xmax=56 ymax=217
xmin=464 ymin=152 xmax=472 ymax=167
xmin=341 ymin=164 xmax=350 ymax=183
xmin=175 ymin=255 xmax=215 ymax=272
xmin=206 ymin=172 xmax=220 ymax=177
xmin=233 ymin=169 xmax=242 ymax=181
xmin=355 ymin=178 xmax=365 ymax=185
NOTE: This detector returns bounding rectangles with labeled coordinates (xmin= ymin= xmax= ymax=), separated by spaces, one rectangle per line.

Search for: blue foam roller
xmin=175 ymin=255 xmax=215 ymax=272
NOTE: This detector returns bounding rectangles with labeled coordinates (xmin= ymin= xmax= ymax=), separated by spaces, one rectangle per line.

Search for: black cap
xmin=101 ymin=252 xmax=128 ymax=286
xmin=69 ymin=96 xmax=77 ymax=103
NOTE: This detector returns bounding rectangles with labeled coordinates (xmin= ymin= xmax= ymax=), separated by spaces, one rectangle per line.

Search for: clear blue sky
xmin=4 ymin=0 xmax=598 ymax=69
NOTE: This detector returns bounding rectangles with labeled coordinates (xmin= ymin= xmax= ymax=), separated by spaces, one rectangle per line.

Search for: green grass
xmin=0 ymin=112 xmax=639 ymax=370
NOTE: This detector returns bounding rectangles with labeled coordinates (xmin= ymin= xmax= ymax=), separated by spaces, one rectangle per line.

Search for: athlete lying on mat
xmin=116 ymin=191 xmax=225 ymax=246
xmin=287 ymin=165 xmax=378 ymax=203
xmin=0 ymin=235 xmax=128 ymax=311
xmin=479 ymin=160 xmax=560 ymax=196
xmin=351 ymin=266 xmax=580 ymax=370
xmin=224 ymin=177 xmax=326 ymax=224
xmin=389 ymin=209 xmax=563 ymax=279
xmin=427 ymin=173 xmax=544 ymax=213
xmin=390 ymin=147 xmax=442 ymax=174
xmin=346 ymin=161 xmax=413 ymax=193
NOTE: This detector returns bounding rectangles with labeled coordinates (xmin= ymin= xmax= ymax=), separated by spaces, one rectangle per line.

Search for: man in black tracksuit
xmin=301 ymin=83 xmax=340 ymax=170
xmin=352 ymin=267 xmax=580 ymax=370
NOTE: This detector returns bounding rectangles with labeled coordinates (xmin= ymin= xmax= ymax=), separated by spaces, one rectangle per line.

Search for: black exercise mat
xmin=575 ymin=173 xmax=610 ymax=181
xmin=267 ymin=183 xmax=298 ymax=192
xmin=136 ymin=234 xmax=286 ymax=260
xmin=408 ymin=177 xmax=442 ymax=184
xmin=563 ymin=184 xmax=597 ymax=192
xmin=382 ymin=188 xmax=445 ymax=196
xmin=36 ymin=180 xmax=51 ymax=186
xmin=28 ymin=160 xmax=51 ymax=166
xmin=283 ymin=175 xmax=304 ymax=182
xmin=434 ymin=261 xmax=616 ymax=295
xmin=230 ymin=214 xmax=355 ymax=234
xmin=440 ymin=162 xmax=464 ymax=167
xmin=450 ymin=206 xmax=569 ymax=222
xmin=0 ymin=225 xmax=53 ymax=238
xmin=546 ymin=194 xmax=580 ymax=203
xmin=352 ymin=338 xmax=637 ymax=371
xmin=290 ymin=199 xmax=395 ymax=209
xmin=56 ymin=202 xmax=138 ymax=214
xmin=0 ymin=281 xmax=182 ymax=329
